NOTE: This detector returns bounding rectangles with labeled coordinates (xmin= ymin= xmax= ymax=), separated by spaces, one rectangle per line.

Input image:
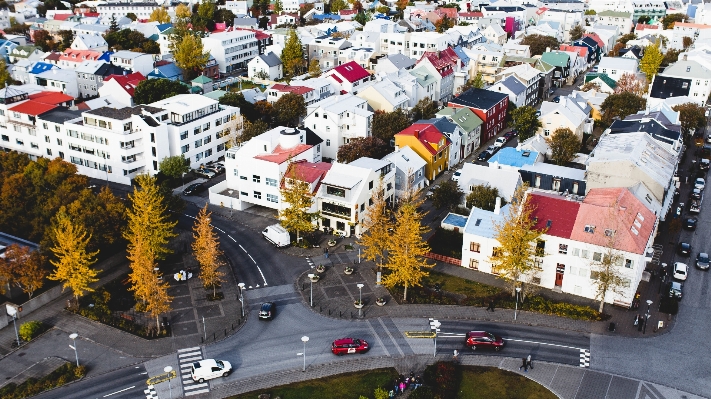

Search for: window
xmin=593 ymin=252 xmax=602 ymax=262
xmin=327 ymin=186 xmax=345 ymax=197
xmin=266 ymin=178 xmax=277 ymax=187
xmin=584 ymin=225 xmax=595 ymax=233
xmin=572 ymin=248 xmax=580 ymax=257
xmin=625 ymin=259 xmax=633 ymax=268
xmin=604 ymin=229 xmax=615 ymax=237
xmin=326 ymin=139 xmax=331 ymax=146
xmin=181 ymin=144 xmax=189 ymax=153
xmin=470 ymin=242 xmax=481 ymax=252
xmin=544 ymin=129 xmax=550 ymax=136
xmin=252 ymin=175 xmax=261 ymax=183
xmin=195 ymin=139 xmax=202 ymax=148
xmin=590 ymin=271 xmax=600 ymax=280
xmin=254 ymin=191 xmax=262 ymax=199
xmin=469 ymin=259 xmax=479 ymax=269
xmin=581 ymin=250 xmax=589 ymax=259
xmin=180 ymin=131 xmax=188 ymax=140
xmin=266 ymin=193 xmax=278 ymax=203
xmin=1 ymin=135 xmax=7 ymax=142
xmin=369 ymin=181 xmax=373 ymax=190
xmin=559 ymin=244 xmax=568 ymax=254
xmin=536 ymin=240 xmax=545 ymax=256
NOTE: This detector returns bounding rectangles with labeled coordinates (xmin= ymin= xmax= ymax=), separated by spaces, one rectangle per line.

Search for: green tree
xmin=331 ymin=0 xmax=348 ymax=13
xmin=274 ymin=0 xmax=283 ymax=13
xmin=661 ymin=48 xmax=681 ymax=67
xmin=521 ymin=34 xmax=560 ymax=56
xmin=109 ymin=15 xmax=119 ymax=32
xmin=435 ymin=15 xmax=454 ymax=33
xmin=19 ymin=321 xmax=44 ymax=342
xmin=510 ymin=105 xmax=542 ymax=142
xmin=411 ymin=97 xmax=439 ymax=121
xmin=279 ymin=164 xmax=319 ymax=242
xmin=466 ymin=185 xmax=501 ymax=211
xmin=149 ymin=7 xmax=171 ymax=23
xmin=359 ymin=178 xmax=392 ymax=269
xmin=376 ymin=5 xmax=390 ymax=14
xmin=126 ymin=12 xmax=138 ymax=21
xmin=569 ymin=25 xmax=584 ymax=41
xmin=617 ymin=33 xmax=637 ymax=45
xmin=281 ymin=29 xmax=305 ymax=77
xmin=639 ymin=44 xmax=664 ymax=81
xmin=192 ymin=205 xmax=226 ymax=296
xmin=673 ymin=102 xmax=707 ymax=138
xmin=308 ymin=59 xmax=321 ymax=77
xmin=336 ymin=137 xmax=389 ymax=163
xmin=0 ymin=58 xmax=13 ymax=88
xmin=431 ymin=180 xmax=463 ymax=210
xmin=273 ymin=92 xmax=307 ymax=127
xmin=159 ymin=155 xmax=190 ymax=179
xmin=173 ymin=33 xmax=210 ymax=80
xmin=600 ymin=92 xmax=646 ymax=124
xmin=214 ymin=8 xmax=236 ymax=25
xmin=133 ymin=79 xmax=189 ymax=105
xmin=220 ymin=92 xmax=256 ymax=122
xmin=490 ymin=185 xmax=546 ymax=296
xmin=48 ymin=211 xmax=100 ymax=301
xmin=57 ymin=30 xmax=73 ymax=51
xmin=372 ymin=109 xmax=411 ymax=142
xmin=354 ymin=11 xmax=369 ymax=25
xmin=661 ymin=13 xmax=685 ymax=30
xmin=584 ymin=9 xmax=596 ymax=15
xmin=240 ymin=120 xmax=269 ymax=143
xmin=547 ymin=127 xmax=580 ymax=166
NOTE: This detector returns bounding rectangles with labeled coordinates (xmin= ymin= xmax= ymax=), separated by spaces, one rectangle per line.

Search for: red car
xmin=331 ymin=338 xmax=370 ymax=355
xmin=465 ymin=331 xmax=505 ymax=351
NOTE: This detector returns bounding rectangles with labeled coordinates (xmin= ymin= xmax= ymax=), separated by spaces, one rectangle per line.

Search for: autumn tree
xmin=0 ymin=59 xmax=13 ymax=88
xmin=331 ymin=0 xmax=348 ymax=13
xmin=359 ymin=178 xmax=392 ymax=269
xmin=673 ymin=102 xmax=707 ymax=138
xmin=281 ymin=29 xmax=305 ymax=77
xmin=661 ymin=13 xmax=685 ymax=29
xmin=614 ymin=73 xmax=648 ymax=97
xmin=569 ymin=25 xmax=584 ymax=41
xmin=372 ymin=109 xmax=411 ymax=142
xmin=376 ymin=5 xmax=390 ymax=14
xmin=661 ymin=48 xmax=681 ymax=67
xmin=192 ymin=205 xmax=226 ymax=297
xmin=308 ymin=59 xmax=321 ymax=77
xmin=133 ymin=79 xmax=189 ymax=105
xmin=435 ymin=15 xmax=454 ymax=33
xmin=273 ymin=92 xmax=307 ymax=127
xmin=411 ymin=97 xmax=439 ymax=121
xmin=254 ymin=100 xmax=275 ymax=125
xmin=639 ymin=44 xmax=664 ymax=81
xmin=241 ymin=120 xmax=269 ymax=143
xmin=547 ymin=127 xmax=580 ymax=166
xmin=279 ymin=164 xmax=318 ymax=242
xmin=580 ymin=81 xmax=601 ymax=92
xmin=617 ymin=33 xmax=637 ymax=45
xmin=159 ymin=155 xmax=190 ymax=179
xmin=431 ymin=180 xmax=463 ymax=210
xmin=337 ymin=137 xmax=389 ymax=163
xmin=382 ymin=197 xmax=432 ymax=301
xmin=466 ymin=184 xmax=501 ymax=211
xmin=459 ymin=72 xmax=485 ymax=93
xmin=600 ymin=92 xmax=646 ymax=124
xmin=0 ymin=244 xmax=45 ymax=299
xmin=590 ymin=203 xmax=628 ymax=313
xmin=173 ymin=33 xmax=210 ymax=80
xmin=609 ymin=42 xmax=625 ymax=57
xmin=510 ymin=105 xmax=542 ymax=141
xmin=32 ymin=29 xmax=55 ymax=52
xmin=395 ymin=0 xmax=408 ymax=17
xmin=149 ymin=7 xmax=171 ymax=23
xmin=220 ymin=92 xmax=256 ymax=122
xmin=521 ymin=34 xmax=560 ymax=56
xmin=490 ymin=185 xmax=546 ymax=296
xmin=49 ymin=211 xmax=100 ymax=301
xmin=274 ymin=0 xmax=283 ymax=13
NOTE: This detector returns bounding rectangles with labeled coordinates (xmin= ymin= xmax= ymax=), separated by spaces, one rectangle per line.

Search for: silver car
xmin=697 ymin=252 xmax=710 ymax=270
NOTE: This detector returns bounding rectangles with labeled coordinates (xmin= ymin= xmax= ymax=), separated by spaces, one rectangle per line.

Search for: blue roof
xmin=99 ymin=51 xmax=112 ymax=62
xmin=453 ymin=46 xmax=470 ymax=66
xmin=147 ymin=63 xmax=183 ymax=80
xmin=463 ymin=206 xmax=509 ymax=239
xmin=442 ymin=213 xmax=468 ymax=228
xmin=30 ymin=62 xmax=57 ymax=74
xmin=314 ymin=14 xmax=341 ymax=20
xmin=156 ymin=23 xmax=172 ymax=32
xmin=487 ymin=147 xmax=538 ymax=168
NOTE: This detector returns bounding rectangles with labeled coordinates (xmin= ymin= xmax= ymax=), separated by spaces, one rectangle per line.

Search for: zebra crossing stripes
xmin=306 ymin=257 xmax=315 ymax=268
xmin=429 ymin=318 xmax=441 ymax=333
xmin=580 ymin=349 xmax=591 ymax=368
xmin=144 ymin=384 xmax=158 ymax=399
xmin=177 ymin=346 xmax=210 ymax=397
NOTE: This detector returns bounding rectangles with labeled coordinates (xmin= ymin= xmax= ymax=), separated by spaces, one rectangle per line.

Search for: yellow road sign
xmin=146 ymin=370 xmax=176 ymax=385
xmin=404 ymin=331 xmax=436 ymax=338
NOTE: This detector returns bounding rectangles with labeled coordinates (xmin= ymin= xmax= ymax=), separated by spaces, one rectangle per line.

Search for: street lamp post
xmin=181 ymin=172 xmax=186 ymax=189
xmin=357 ymin=283 xmax=364 ymax=318
xmin=228 ymin=190 xmax=234 ymax=217
xmin=432 ymin=320 xmax=441 ymax=358
xmin=301 ymin=336 xmax=309 ymax=371
xmin=308 ymin=274 xmax=315 ymax=307
xmin=237 ymin=283 xmax=245 ymax=318
xmin=514 ymin=287 xmax=521 ymax=321
xmin=164 ymin=366 xmax=173 ymax=399
xmin=643 ymin=299 xmax=653 ymax=334
xmin=68 ymin=333 xmax=79 ymax=367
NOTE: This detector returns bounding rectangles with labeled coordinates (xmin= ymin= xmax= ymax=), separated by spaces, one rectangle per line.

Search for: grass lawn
xmin=457 ymin=366 xmax=557 ymax=399
xmin=228 ymin=368 xmax=398 ymax=399
xmin=229 ymin=80 xmax=263 ymax=91
xmin=425 ymin=270 xmax=501 ymax=299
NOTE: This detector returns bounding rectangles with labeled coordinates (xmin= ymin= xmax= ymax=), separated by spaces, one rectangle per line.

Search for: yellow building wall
xmin=394 ymin=135 xmax=449 ymax=182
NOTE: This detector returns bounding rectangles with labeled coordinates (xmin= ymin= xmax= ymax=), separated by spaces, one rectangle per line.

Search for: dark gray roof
xmin=609 ymin=119 xmax=681 ymax=146
xmin=450 ymin=88 xmax=508 ymax=110
xmin=86 ymin=105 xmax=163 ymax=120
xmin=625 ymin=110 xmax=680 ymax=132
xmin=500 ymin=75 xmax=526 ymax=95
xmin=258 ymin=51 xmax=282 ymax=67
xmin=233 ymin=17 xmax=257 ymax=26
xmin=649 ymin=75 xmax=691 ymax=99
xmin=302 ymin=126 xmax=324 ymax=146
xmin=384 ymin=53 xmax=415 ymax=70
xmin=420 ymin=117 xmax=459 ymax=135
xmin=40 ymin=108 xmax=82 ymax=124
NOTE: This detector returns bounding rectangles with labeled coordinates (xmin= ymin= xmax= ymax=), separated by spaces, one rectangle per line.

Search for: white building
xmin=596 ymin=11 xmax=633 ymax=35
xmin=383 ymin=146 xmax=427 ymax=199
xmin=597 ymin=57 xmax=639 ymax=82
xmin=70 ymin=33 xmax=108 ymax=52
xmin=110 ymin=51 xmax=154 ymax=76
xmin=96 ymin=2 xmax=177 ymax=21
xmin=202 ymin=30 xmax=259 ymax=74
xmin=247 ymin=51 xmax=283 ymax=81
xmin=538 ymin=96 xmax=592 ymax=140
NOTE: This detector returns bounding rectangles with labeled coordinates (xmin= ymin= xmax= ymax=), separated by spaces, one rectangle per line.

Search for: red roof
xmin=536 ymin=7 xmax=549 ymax=15
xmin=435 ymin=8 xmax=458 ymax=19
xmin=9 ymin=100 xmax=57 ymax=116
xmin=235 ymin=28 xmax=271 ymax=40
xmin=53 ymin=13 xmax=72 ymax=21
xmin=82 ymin=12 xmax=99 ymax=17
xmin=559 ymin=44 xmax=588 ymax=58
xmin=528 ymin=193 xmax=580 ymax=239
xmin=104 ymin=72 xmax=146 ymax=96
xmin=419 ymin=50 xmax=457 ymax=77
xmin=44 ymin=52 xmax=61 ymax=61
xmin=28 ymin=91 xmax=74 ymax=105
xmin=395 ymin=123 xmax=450 ymax=155
xmin=59 ymin=49 xmax=102 ymax=63
xmin=270 ymin=84 xmax=314 ymax=95
xmin=283 ymin=160 xmax=332 ymax=193
xmin=332 ymin=61 xmax=370 ymax=83
xmin=635 ymin=23 xmax=658 ymax=30
xmin=254 ymin=144 xmax=313 ymax=164
xmin=583 ymin=33 xmax=605 ymax=49
xmin=340 ymin=9 xmax=357 ymax=15
xmin=459 ymin=12 xmax=483 ymax=17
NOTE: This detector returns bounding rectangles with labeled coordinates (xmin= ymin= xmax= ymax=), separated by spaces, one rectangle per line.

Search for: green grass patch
xmin=428 ymin=228 xmax=464 ymax=258
xmin=426 ymin=270 xmax=502 ymax=298
xmin=228 ymin=368 xmax=398 ymax=399
xmin=0 ymin=363 xmax=86 ymax=399
xmin=457 ymin=366 xmax=557 ymax=399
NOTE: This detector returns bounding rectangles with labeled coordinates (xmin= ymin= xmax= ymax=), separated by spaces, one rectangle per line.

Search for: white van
xmin=191 ymin=359 xmax=232 ymax=383
xmin=262 ymin=224 xmax=291 ymax=247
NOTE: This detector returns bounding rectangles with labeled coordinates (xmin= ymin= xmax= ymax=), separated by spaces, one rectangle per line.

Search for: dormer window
xmin=584 ymin=225 xmax=595 ymax=233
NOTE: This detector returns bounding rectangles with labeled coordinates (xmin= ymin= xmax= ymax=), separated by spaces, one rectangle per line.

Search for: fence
xmin=424 ymin=252 xmax=462 ymax=266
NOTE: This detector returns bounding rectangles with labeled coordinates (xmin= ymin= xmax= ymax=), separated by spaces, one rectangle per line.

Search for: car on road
xmin=331 ymin=338 xmax=370 ymax=355
xmin=684 ymin=218 xmax=697 ymax=230
xmin=494 ymin=137 xmax=507 ymax=148
xmin=465 ymin=331 xmax=505 ymax=351
xmin=259 ymin=302 xmax=275 ymax=320
xmin=673 ymin=262 xmax=688 ymax=281
xmin=553 ymin=96 xmax=560 ymax=103
xmin=477 ymin=150 xmax=492 ymax=161
xmin=536 ymin=110 xmax=541 ymax=117
xmin=503 ymin=132 xmax=514 ymax=141
xmin=690 ymin=189 xmax=702 ymax=200
xmin=426 ymin=187 xmax=436 ymax=199
xmin=697 ymin=252 xmax=710 ymax=270
xmin=700 ymin=159 xmax=710 ymax=171
xmin=669 ymin=281 xmax=683 ymax=300
xmin=191 ymin=359 xmax=232 ymax=383
xmin=452 ymin=169 xmax=463 ymax=182
xmin=194 ymin=168 xmax=216 ymax=179
xmin=695 ymin=178 xmax=705 ymax=191
xmin=182 ymin=182 xmax=205 ymax=196
xmin=678 ymin=242 xmax=692 ymax=257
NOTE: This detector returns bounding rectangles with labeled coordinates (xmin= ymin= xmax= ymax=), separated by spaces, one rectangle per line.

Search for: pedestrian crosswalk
xmin=144 ymin=384 xmax=158 ymax=399
xmin=178 ymin=346 xmax=210 ymax=397
xmin=580 ymin=349 xmax=591 ymax=368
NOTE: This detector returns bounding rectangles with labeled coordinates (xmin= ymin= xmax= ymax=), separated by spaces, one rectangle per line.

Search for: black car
xmin=678 ymin=242 xmax=692 ymax=257
xmin=690 ymin=189 xmax=702 ymax=200
xmin=684 ymin=218 xmax=697 ymax=230
xmin=669 ymin=281 xmax=683 ymax=300
xmin=697 ymin=252 xmax=710 ymax=270
xmin=477 ymin=151 xmax=492 ymax=161
xmin=259 ymin=302 xmax=275 ymax=320
xmin=553 ymin=96 xmax=560 ymax=103
xmin=183 ymin=183 xmax=205 ymax=196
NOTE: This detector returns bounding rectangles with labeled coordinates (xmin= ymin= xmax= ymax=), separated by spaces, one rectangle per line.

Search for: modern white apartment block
xmin=109 ymin=51 xmax=154 ymax=76
xmin=96 ymin=2 xmax=177 ymax=21
xmin=202 ymin=30 xmax=259 ymax=74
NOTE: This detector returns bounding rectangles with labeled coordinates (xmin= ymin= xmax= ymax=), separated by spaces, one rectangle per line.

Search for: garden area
xmin=228 ymin=363 xmax=557 ymax=399
xmin=427 ymin=228 xmax=463 ymax=259
xmin=0 ymin=363 xmax=86 ymax=399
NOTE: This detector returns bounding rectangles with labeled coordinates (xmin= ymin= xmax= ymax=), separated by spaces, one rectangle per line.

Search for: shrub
xmin=0 ymin=363 xmax=84 ymax=399
xmin=409 ymin=386 xmax=435 ymax=399
xmin=374 ymin=387 xmax=389 ymax=399
xmin=424 ymin=361 xmax=460 ymax=398
xmin=18 ymin=321 xmax=44 ymax=342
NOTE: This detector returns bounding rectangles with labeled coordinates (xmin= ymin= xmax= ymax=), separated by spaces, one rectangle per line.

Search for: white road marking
xmin=178 ymin=347 xmax=200 ymax=353
xmin=183 ymin=214 xmax=196 ymax=220
xmin=103 ymin=386 xmax=135 ymax=397
xmin=248 ymin=254 xmax=256 ymax=263
xmin=239 ymin=245 xmax=247 ymax=253
xmin=437 ymin=333 xmax=587 ymax=351
xmin=228 ymin=235 xmax=236 ymax=242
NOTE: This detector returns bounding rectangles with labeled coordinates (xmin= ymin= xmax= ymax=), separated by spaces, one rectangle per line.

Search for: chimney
xmin=494 ymin=197 xmax=501 ymax=215
xmin=546 ymin=47 xmax=551 ymax=53
xmin=414 ymin=129 xmax=420 ymax=138
xmin=683 ymin=54 xmax=688 ymax=61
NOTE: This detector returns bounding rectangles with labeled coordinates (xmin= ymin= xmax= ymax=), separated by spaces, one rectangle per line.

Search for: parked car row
xmin=476 ymin=131 xmax=516 ymax=162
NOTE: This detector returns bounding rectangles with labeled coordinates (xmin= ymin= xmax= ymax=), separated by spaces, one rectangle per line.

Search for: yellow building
xmin=394 ymin=122 xmax=450 ymax=182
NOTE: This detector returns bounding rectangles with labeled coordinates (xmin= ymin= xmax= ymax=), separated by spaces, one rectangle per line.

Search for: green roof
xmin=598 ymin=10 xmax=632 ymax=18
xmin=535 ymin=60 xmax=555 ymax=73
xmin=584 ymin=73 xmax=617 ymax=89
xmin=11 ymin=45 xmax=40 ymax=57
xmin=203 ymin=90 xmax=227 ymax=100
xmin=410 ymin=66 xmax=437 ymax=87
xmin=541 ymin=51 xmax=570 ymax=67
xmin=192 ymin=75 xmax=213 ymax=84
xmin=447 ymin=107 xmax=483 ymax=132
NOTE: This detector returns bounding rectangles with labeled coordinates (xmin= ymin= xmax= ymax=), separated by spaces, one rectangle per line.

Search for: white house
xmin=383 ymin=146 xmax=427 ymax=199
xmin=70 ymin=33 xmax=108 ymax=52
xmin=356 ymin=77 xmax=410 ymax=112
xmin=651 ymin=60 xmax=711 ymax=105
xmin=490 ymin=75 xmax=527 ymax=107
xmin=323 ymin=61 xmax=373 ymax=95
xmin=98 ymin=72 xmax=145 ymax=108
xmin=538 ymin=96 xmax=592 ymax=140
xmin=456 ymin=163 xmax=522 ymax=203
xmin=109 ymin=51 xmax=154 ymax=76
xmin=598 ymin=57 xmax=639 ymax=82
xmin=596 ymin=10 xmax=633 ymax=35
xmin=265 ymin=84 xmax=317 ymax=105
xmin=247 ymin=51 xmax=283 ymax=81
xmin=33 ymin=69 xmax=79 ymax=98
xmin=202 ymin=30 xmax=259 ymax=74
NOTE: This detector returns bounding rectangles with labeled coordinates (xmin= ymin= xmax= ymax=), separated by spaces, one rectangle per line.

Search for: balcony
xmin=321 ymin=202 xmax=352 ymax=220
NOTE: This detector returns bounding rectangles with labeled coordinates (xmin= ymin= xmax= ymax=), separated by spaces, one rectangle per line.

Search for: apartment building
xmin=202 ymin=30 xmax=259 ymax=74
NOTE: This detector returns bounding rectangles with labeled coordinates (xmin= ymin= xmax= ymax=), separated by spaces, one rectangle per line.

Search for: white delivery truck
xmin=262 ymin=224 xmax=291 ymax=247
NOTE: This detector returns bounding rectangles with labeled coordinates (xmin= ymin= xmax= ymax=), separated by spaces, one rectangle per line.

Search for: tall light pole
xmin=357 ymin=283 xmax=364 ymax=318
xmin=164 ymin=366 xmax=173 ymax=399
xmin=301 ymin=336 xmax=309 ymax=371
xmin=307 ymin=274 xmax=315 ymax=307
xmin=6 ymin=305 xmax=20 ymax=347
xmin=238 ymin=283 xmax=245 ymax=318
xmin=432 ymin=320 xmax=441 ymax=358
xmin=68 ymin=333 xmax=79 ymax=367
xmin=644 ymin=299 xmax=653 ymax=334
xmin=181 ymin=172 xmax=186 ymax=188
xmin=514 ymin=287 xmax=521 ymax=321
xmin=228 ymin=190 xmax=234 ymax=217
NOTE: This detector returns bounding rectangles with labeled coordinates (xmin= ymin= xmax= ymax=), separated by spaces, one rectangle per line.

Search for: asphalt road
xmin=33 ymin=365 xmax=149 ymax=399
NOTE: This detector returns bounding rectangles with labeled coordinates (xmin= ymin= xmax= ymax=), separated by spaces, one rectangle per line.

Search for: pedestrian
xmin=453 ymin=349 xmax=459 ymax=362
xmin=325 ymin=248 xmax=329 ymax=258
xmin=487 ymin=300 xmax=495 ymax=312
xmin=638 ymin=315 xmax=644 ymax=332
xmin=634 ymin=314 xmax=640 ymax=326
xmin=520 ymin=357 xmax=528 ymax=371
xmin=399 ymin=381 xmax=406 ymax=392
xmin=414 ymin=375 xmax=422 ymax=389
xmin=527 ymin=355 xmax=533 ymax=370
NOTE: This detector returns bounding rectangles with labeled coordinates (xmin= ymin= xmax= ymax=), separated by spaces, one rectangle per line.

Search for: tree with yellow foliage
xmin=149 ymin=7 xmax=171 ymax=23
xmin=144 ymin=268 xmax=173 ymax=331
xmin=358 ymin=178 xmax=392 ymax=270
xmin=49 ymin=211 xmax=100 ymax=301
xmin=279 ymin=163 xmax=318 ymax=242
xmin=174 ymin=33 xmax=211 ymax=80
xmin=381 ymin=196 xmax=432 ymax=301
xmin=192 ymin=204 xmax=226 ymax=297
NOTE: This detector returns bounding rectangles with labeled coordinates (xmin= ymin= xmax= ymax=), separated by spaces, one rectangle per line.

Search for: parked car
xmin=452 ymin=169 xmax=463 ymax=182
xmin=493 ymin=137 xmax=507 ymax=148
xmin=477 ymin=150 xmax=492 ymax=161
xmin=700 ymin=159 xmax=710 ymax=171
xmin=553 ymin=96 xmax=560 ymax=103
xmin=503 ymin=132 xmax=514 ymax=141
xmin=697 ymin=252 xmax=710 ymax=270
xmin=206 ymin=162 xmax=225 ymax=174
xmin=465 ymin=331 xmax=505 ymax=351
xmin=486 ymin=145 xmax=497 ymax=154
xmin=690 ymin=189 xmax=702 ymax=200
xmin=426 ymin=187 xmax=436 ymax=199
xmin=673 ymin=262 xmax=688 ymax=281
xmin=510 ymin=129 xmax=518 ymax=136
xmin=191 ymin=359 xmax=232 ymax=383
xmin=695 ymin=177 xmax=705 ymax=191
xmin=669 ymin=281 xmax=683 ymax=300
xmin=684 ymin=218 xmax=697 ymax=230
xmin=259 ymin=302 xmax=275 ymax=320
xmin=182 ymin=182 xmax=205 ymax=196
xmin=678 ymin=242 xmax=692 ymax=257
xmin=262 ymin=224 xmax=290 ymax=247
xmin=195 ymin=168 xmax=216 ymax=179
xmin=331 ymin=338 xmax=370 ymax=355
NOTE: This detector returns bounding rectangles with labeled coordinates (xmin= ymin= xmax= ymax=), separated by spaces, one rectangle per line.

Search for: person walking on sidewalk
xmin=487 ymin=300 xmax=496 ymax=312
xmin=527 ymin=355 xmax=533 ymax=370
xmin=520 ymin=357 xmax=528 ymax=372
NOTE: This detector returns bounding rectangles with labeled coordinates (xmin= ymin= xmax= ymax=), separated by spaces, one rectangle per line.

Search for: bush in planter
xmin=19 ymin=321 xmax=44 ymax=342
